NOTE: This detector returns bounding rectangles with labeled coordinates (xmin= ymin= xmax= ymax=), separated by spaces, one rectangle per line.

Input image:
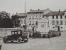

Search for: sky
xmin=0 ymin=0 xmax=66 ymax=15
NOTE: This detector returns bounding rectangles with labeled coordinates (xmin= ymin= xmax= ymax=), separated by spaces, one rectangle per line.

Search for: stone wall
xmin=0 ymin=28 xmax=21 ymax=37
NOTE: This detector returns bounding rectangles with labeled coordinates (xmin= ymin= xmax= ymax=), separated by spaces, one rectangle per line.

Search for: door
xmin=58 ymin=26 xmax=60 ymax=31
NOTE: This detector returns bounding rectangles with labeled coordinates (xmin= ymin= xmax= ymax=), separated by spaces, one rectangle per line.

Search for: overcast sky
xmin=0 ymin=0 xmax=66 ymax=15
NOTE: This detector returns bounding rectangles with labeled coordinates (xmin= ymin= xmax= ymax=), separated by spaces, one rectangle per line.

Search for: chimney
xmin=59 ymin=9 xmax=60 ymax=13
xmin=38 ymin=9 xmax=40 ymax=11
xmin=47 ymin=8 xmax=49 ymax=10
xmin=30 ymin=9 xmax=32 ymax=11
xmin=16 ymin=12 xmax=18 ymax=15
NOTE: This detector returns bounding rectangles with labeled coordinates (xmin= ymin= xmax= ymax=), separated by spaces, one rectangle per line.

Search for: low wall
xmin=0 ymin=28 xmax=22 ymax=37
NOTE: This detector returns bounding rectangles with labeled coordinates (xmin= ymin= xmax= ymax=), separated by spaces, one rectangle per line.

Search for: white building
xmin=27 ymin=9 xmax=43 ymax=27
xmin=26 ymin=9 xmax=51 ymax=28
xmin=44 ymin=10 xmax=66 ymax=31
xmin=36 ymin=18 xmax=49 ymax=34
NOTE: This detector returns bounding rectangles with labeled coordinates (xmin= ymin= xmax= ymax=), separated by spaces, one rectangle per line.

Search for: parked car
xmin=48 ymin=30 xmax=61 ymax=38
xmin=3 ymin=30 xmax=29 ymax=43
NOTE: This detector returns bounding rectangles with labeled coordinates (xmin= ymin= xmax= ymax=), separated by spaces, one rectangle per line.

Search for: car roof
xmin=11 ymin=30 xmax=22 ymax=32
xmin=11 ymin=30 xmax=28 ymax=32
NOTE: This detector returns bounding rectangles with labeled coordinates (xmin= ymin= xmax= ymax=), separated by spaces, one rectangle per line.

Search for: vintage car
xmin=48 ymin=30 xmax=61 ymax=38
xmin=3 ymin=30 xmax=29 ymax=43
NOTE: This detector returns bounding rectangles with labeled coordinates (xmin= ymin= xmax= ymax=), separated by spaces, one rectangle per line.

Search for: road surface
xmin=0 ymin=32 xmax=66 ymax=50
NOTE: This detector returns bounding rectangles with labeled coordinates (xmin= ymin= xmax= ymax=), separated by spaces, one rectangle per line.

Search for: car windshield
xmin=11 ymin=32 xmax=15 ymax=35
xmin=15 ymin=32 xmax=18 ymax=34
xmin=11 ymin=31 xmax=21 ymax=34
xmin=18 ymin=31 xmax=20 ymax=34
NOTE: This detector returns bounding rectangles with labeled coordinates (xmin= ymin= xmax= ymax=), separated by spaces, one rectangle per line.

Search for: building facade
xmin=36 ymin=18 xmax=49 ymax=34
xmin=27 ymin=9 xmax=43 ymax=27
xmin=11 ymin=9 xmax=66 ymax=32
xmin=26 ymin=9 xmax=51 ymax=28
xmin=44 ymin=10 xmax=66 ymax=31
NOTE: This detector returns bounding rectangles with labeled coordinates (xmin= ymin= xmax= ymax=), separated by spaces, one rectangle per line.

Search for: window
xmin=41 ymin=24 xmax=44 ymax=27
xmin=18 ymin=31 xmax=20 ymax=34
xmin=32 ymin=17 xmax=34 ymax=20
xmin=36 ymin=16 xmax=37 ymax=19
xmin=60 ymin=21 xmax=63 ymax=25
xmin=52 ymin=20 xmax=55 ymax=25
xmin=15 ymin=32 xmax=17 ymax=34
xmin=36 ymin=21 xmax=38 ymax=25
xmin=12 ymin=32 xmax=14 ymax=35
xmin=32 ymin=21 xmax=34 ymax=25
xmin=32 ymin=24 xmax=34 ymax=25
xmin=53 ymin=27 xmax=54 ymax=28
xmin=61 ymin=27 xmax=63 ymax=29
xmin=52 ymin=15 xmax=54 ymax=19
xmin=60 ymin=15 xmax=62 ymax=19
xmin=65 ymin=16 xmax=66 ymax=18
xmin=56 ymin=21 xmax=59 ymax=25
xmin=29 ymin=21 xmax=31 ymax=25
xmin=56 ymin=15 xmax=58 ymax=19
xmin=29 ymin=17 xmax=31 ymax=20
xmin=39 ymin=17 xmax=41 ymax=19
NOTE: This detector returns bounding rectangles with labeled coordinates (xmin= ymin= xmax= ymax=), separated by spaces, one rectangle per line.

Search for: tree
xmin=0 ymin=11 xmax=13 ymax=28
xmin=0 ymin=18 xmax=13 ymax=28
xmin=12 ymin=15 xmax=20 ymax=27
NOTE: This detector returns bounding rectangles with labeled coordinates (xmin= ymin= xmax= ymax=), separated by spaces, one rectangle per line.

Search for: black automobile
xmin=3 ymin=30 xmax=28 ymax=43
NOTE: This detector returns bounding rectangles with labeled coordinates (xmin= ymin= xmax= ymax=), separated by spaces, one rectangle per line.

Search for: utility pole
xmin=25 ymin=1 xmax=26 ymax=30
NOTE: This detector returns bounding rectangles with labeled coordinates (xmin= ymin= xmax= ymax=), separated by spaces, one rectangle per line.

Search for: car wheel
xmin=17 ymin=37 xmax=22 ymax=43
xmin=24 ymin=38 xmax=28 ymax=43
xmin=24 ymin=40 xmax=28 ymax=42
xmin=48 ymin=33 xmax=51 ymax=38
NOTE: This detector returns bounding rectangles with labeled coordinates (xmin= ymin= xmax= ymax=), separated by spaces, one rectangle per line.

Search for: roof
xmin=27 ymin=8 xmax=51 ymax=14
xmin=13 ymin=13 xmax=27 ymax=18
xmin=44 ymin=11 xmax=64 ymax=16
xmin=64 ymin=9 xmax=66 ymax=12
xmin=27 ymin=10 xmax=43 ymax=14
xmin=17 ymin=13 xmax=27 ymax=17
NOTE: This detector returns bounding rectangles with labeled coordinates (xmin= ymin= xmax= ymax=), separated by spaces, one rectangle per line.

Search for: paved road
xmin=0 ymin=32 xmax=66 ymax=50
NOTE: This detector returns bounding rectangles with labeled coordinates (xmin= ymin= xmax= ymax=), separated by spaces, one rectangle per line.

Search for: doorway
xmin=58 ymin=26 xmax=60 ymax=31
